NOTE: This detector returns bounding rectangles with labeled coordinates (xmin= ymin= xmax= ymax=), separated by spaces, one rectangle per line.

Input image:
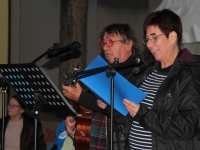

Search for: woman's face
xmin=146 ymin=25 xmax=177 ymax=65
xmin=7 ymin=98 xmax=24 ymax=118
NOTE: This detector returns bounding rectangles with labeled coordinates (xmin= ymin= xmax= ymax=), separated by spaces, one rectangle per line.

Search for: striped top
xmin=129 ymin=68 xmax=168 ymax=150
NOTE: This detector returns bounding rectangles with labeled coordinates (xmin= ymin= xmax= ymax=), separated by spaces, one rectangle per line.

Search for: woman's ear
xmin=169 ymin=31 xmax=177 ymax=44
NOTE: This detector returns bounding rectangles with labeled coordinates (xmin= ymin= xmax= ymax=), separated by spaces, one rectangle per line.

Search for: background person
xmin=0 ymin=95 xmax=46 ymax=150
xmin=51 ymin=114 xmax=76 ymax=150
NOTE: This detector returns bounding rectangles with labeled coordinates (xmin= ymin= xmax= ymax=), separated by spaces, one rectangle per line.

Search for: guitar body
xmin=74 ymin=104 xmax=92 ymax=150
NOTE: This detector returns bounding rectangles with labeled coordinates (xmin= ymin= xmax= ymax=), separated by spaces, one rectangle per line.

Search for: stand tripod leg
xmin=34 ymin=118 xmax=38 ymax=150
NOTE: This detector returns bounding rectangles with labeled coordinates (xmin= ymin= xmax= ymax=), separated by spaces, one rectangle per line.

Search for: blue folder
xmin=79 ymin=55 xmax=147 ymax=116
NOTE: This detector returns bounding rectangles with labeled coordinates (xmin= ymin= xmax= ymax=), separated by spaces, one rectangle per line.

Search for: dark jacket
xmin=0 ymin=113 xmax=46 ymax=150
xmin=78 ymin=54 xmax=143 ymax=150
xmin=111 ymin=49 xmax=200 ymax=150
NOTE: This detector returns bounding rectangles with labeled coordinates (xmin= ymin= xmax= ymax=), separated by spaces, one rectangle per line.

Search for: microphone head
xmin=0 ymin=77 xmax=7 ymax=87
xmin=132 ymin=66 xmax=140 ymax=74
xmin=45 ymin=41 xmax=81 ymax=59
xmin=62 ymin=73 xmax=76 ymax=80
xmin=71 ymin=41 xmax=81 ymax=50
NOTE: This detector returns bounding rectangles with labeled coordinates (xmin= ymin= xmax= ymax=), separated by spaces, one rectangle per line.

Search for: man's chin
xmin=106 ymin=58 xmax=114 ymax=63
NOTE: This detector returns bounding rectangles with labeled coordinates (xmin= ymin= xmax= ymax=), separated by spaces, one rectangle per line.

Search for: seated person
xmin=0 ymin=95 xmax=46 ymax=150
xmin=51 ymin=114 xmax=76 ymax=150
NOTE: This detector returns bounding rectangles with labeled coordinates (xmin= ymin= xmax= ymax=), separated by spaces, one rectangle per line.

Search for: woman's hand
xmin=123 ymin=99 xmax=140 ymax=117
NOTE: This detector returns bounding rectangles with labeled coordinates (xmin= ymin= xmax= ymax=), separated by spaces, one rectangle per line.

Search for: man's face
xmin=101 ymin=33 xmax=132 ymax=63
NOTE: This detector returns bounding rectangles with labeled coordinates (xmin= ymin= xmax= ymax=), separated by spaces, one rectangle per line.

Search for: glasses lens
xmin=106 ymin=39 xmax=113 ymax=47
xmin=150 ymin=34 xmax=157 ymax=43
xmin=7 ymin=104 xmax=13 ymax=108
xmin=7 ymin=104 xmax=20 ymax=109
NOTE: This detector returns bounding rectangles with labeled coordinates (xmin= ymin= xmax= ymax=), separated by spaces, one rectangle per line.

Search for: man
xmin=62 ymin=23 xmax=140 ymax=150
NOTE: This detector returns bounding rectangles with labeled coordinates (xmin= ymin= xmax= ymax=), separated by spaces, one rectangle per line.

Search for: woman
xmin=0 ymin=95 xmax=46 ymax=150
xmin=51 ymin=114 xmax=76 ymax=150
xmin=122 ymin=9 xmax=200 ymax=150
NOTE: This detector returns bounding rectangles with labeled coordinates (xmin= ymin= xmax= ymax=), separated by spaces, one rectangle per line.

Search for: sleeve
xmin=77 ymin=91 xmax=102 ymax=112
xmin=78 ymin=90 xmax=128 ymax=123
xmin=133 ymin=68 xmax=200 ymax=140
xmin=101 ymin=105 xmax=127 ymax=124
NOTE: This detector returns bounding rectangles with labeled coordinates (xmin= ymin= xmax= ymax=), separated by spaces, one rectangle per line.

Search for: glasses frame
xmin=142 ymin=33 xmax=164 ymax=45
xmin=7 ymin=104 xmax=21 ymax=109
xmin=99 ymin=39 xmax=123 ymax=49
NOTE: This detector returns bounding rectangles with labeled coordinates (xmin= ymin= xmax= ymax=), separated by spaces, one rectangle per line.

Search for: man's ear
xmin=126 ymin=40 xmax=133 ymax=52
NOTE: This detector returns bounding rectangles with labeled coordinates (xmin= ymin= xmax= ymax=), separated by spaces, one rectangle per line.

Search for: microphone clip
xmin=47 ymin=43 xmax=59 ymax=54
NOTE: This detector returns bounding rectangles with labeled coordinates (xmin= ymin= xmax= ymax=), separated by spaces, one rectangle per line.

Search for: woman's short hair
xmin=143 ymin=9 xmax=183 ymax=47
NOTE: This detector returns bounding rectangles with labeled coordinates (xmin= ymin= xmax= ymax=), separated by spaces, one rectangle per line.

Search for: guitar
xmin=69 ymin=64 xmax=92 ymax=150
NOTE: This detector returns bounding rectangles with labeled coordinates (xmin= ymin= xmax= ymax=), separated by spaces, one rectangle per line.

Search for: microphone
xmin=0 ymin=77 xmax=7 ymax=87
xmin=45 ymin=41 xmax=81 ymax=59
xmin=62 ymin=73 xmax=76 ymax=80
xmin=132 ymin=53 xmax=155 ymax=74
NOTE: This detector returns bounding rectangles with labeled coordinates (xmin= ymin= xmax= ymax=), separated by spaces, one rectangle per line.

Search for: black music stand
xmin=0 ymin=63 xmax=77 ymax=150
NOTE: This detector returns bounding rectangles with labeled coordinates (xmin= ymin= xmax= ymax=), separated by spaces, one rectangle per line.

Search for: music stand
xmin=0 ymin=63 xmax=77 ymax=150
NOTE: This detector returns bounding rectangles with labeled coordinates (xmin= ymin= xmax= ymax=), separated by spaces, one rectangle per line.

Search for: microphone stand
xmin=107 ymin=57 xmax=119 ymax=150
xmin=0 ymin=78 xmax=8 ymax=150
xmin=63 ymin=57 xmax=140 ymax=150
xmin=31 ymin=43 xmax=59 ymax=63
xmin=30 ymin=43 xmax=58 ymax=149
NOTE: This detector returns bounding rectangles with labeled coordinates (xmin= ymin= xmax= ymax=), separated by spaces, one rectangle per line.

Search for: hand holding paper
xmin=79 ymin=55 xmax=147 ymax=116
xmin=123 ymin=99 xmax=140 ymax=117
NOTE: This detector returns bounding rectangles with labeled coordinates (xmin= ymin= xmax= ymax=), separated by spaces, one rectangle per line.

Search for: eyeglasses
xmin=99 ymin=39 xmax=123 ymax=49
xmin=142 ymin=33 xmax=164 ymax=45
xmin=7 ymin=104 xmax=21 ymax=109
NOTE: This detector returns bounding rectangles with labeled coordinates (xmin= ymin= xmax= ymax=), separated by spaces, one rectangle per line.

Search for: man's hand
xmin=97 ymin=99 xmax=107 ymax=109
xmin=62 ymin=82 xmax=82 ymax=101
xmin=65 ymin=116 xmax=76 ymax=138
